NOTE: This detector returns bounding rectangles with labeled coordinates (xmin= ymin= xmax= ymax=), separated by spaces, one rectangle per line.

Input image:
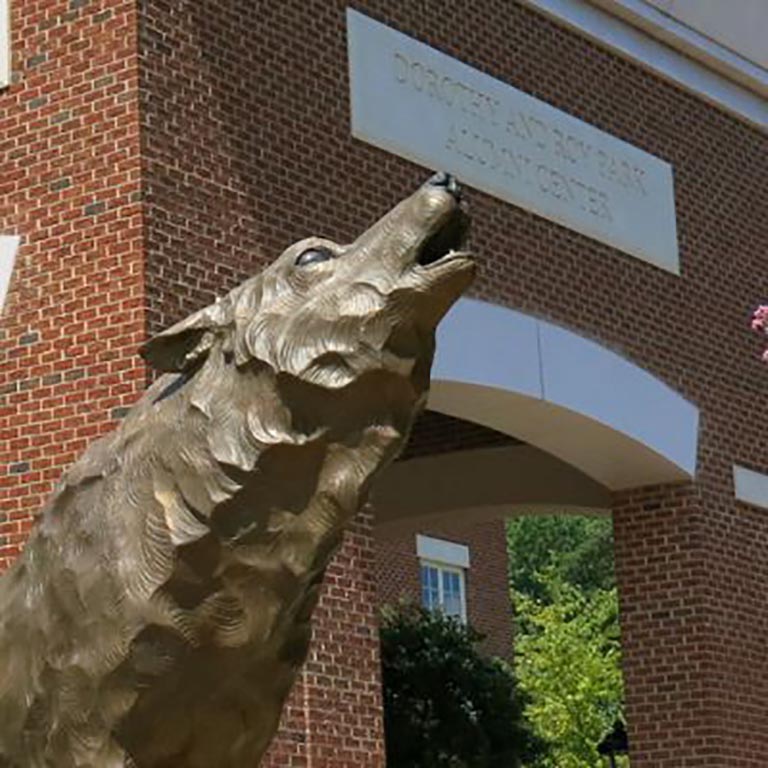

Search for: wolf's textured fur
xmin=0 ymin=174 xmax=474 ymax=767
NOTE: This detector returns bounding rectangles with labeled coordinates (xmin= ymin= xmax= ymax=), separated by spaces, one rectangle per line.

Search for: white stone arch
xmin=375 ymin=298 xmax=699 ymax=527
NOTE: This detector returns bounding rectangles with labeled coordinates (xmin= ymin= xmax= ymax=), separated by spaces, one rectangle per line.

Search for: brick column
xmin=264 ymin=510 xmax=386 ymax=767
xmin=261 ymin=677 xmax=309 ymax=767
xmin=0 ymin=0 xmax=145 ymax=570
xmin=612 ymin=483 xmax=721 ymax=766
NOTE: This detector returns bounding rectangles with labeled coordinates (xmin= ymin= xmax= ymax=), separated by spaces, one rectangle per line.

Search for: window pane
xmin=421 ymin=563 xmax=466 ymax=620
xmin=442 ymin=569 xmax=463 ymax=618
xmin=420 ymin=564 xmax=439 ymax=611
xmin=443 ymin=594 xmax=462 ymax=618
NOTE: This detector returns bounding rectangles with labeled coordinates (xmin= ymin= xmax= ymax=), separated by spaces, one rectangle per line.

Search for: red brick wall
xmin=402 ymin=410 xmax=518 ymax=460
xmin=614 ymin=479 xmax=768 ymax=766
xmin=0 ymin=0 xmax=145 ymax=570
xmin=376 ymin=517 xmax=513 ymax=658
xmin=264 ymin=512 xmax=386 ymax=768
xmin=613 ymin=484 xmax=720 ymax=764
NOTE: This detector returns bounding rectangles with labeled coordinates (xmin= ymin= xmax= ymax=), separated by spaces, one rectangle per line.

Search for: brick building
xmin=1 ymin=1 xmax=766 ymax=766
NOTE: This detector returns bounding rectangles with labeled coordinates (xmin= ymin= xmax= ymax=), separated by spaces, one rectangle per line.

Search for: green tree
xmin=513 ymin=568 xmax=626 ymax=768
xmin=507 ymin=516 xmax=616 ymax=601
xmin=380 ymin=605 xmax=537 ymax=767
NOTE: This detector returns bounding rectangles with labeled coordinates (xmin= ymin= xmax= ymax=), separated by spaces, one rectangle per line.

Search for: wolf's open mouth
xmin=416 ymin=207 xmax=471 ymax=267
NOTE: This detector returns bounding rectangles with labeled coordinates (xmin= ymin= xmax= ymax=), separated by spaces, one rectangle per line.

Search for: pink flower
xmin=752 ymin=305 xmax=768 ymax=331
xmin=752 ymin=305 xmax=768 ymax=362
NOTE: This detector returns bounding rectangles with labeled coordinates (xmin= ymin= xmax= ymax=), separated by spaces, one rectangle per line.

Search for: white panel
xmin=520 ymin=0 xmax=768 ymax=130
xmin=0 ymin=0 xmax=9 ymax=90
xmin=433 ymin=298 xmax=542 ymax=399
xmin=539 ymin=321 xmax=699 ymax=477
xmin=734 ymin=465 xmax=768 ymax=511
xmin=648 ymin=0 xmax=768 ymax=71
xmin=428 ymin=298 xmax=699 ymax=486
xmin=416 ymin=534 xmax=470 ymax=569
xmin=347 ymin=9 xmax=680 ymax=273
xmin=0 ymin=235 xmax=20 ymax=312
xmin=600 ymin=0 xmax=768 ymax=89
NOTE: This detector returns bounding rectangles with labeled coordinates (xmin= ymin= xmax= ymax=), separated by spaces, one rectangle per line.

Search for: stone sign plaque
xmin=347 ymin=9 xmax=680 ymax=273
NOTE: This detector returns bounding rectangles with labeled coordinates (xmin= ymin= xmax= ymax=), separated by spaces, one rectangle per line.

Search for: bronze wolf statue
xmin=0 ymin=174 xmax=475 ymax=767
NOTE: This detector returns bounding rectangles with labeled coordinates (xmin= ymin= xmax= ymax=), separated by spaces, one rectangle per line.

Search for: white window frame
xmin=0 ymin=235 xmax=19 ymax=312
xmin=419 ymin=560 xmax=468 ymax=623
xmin=0 ymin=0 xmax=10 ymax=90
xmin=417 ymin=535 xmax=470 ymax=623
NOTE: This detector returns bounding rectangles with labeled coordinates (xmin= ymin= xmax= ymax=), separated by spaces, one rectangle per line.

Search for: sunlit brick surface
xmin=0 ymin=0 xmax=145 ymax=569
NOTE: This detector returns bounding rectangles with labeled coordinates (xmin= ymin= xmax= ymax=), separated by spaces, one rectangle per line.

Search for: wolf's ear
xmin=140 ymin=326 xmax=213 ymax=373
xmin=140 ymin=303 xmax=230 ymax=373
xmin=141 ymin=276 xmax=264 ymax=373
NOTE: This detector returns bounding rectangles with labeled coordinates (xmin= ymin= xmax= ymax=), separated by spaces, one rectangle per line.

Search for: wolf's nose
xmin=425 ymin=171 xmax=462 ymax=201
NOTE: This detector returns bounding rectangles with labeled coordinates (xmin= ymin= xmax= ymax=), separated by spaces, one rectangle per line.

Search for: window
xmin=0 ymin=0 xmax=9 ymax=89
xmin=416 ymin=535 xmax=469 ymax=623
xmin=420 ymin=561 xmax=467 ymax=622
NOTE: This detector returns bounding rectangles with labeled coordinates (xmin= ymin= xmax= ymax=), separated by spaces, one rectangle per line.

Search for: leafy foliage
xmin=507 ymin=516 xmax=615 ymax=602
xmin=380 ymin=606 xmax=536 ymax=767
xmin=514 ymin=570 xmax=625 ymax=767
xmin=508 ymin=515 xmax=627 ymax=768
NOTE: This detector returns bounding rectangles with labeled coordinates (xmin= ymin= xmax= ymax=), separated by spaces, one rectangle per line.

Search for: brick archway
xmin=265 ymin=298 xmax=706 ymax=767
xmin=373 ymin=298 xmax=706 ymax=768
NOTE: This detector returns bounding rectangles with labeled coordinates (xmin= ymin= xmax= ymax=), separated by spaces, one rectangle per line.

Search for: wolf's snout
xmin=425 ymin=171 xmax=462 ymax=201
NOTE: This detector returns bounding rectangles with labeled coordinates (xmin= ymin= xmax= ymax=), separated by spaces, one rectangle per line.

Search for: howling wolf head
xmin=0 ymin=173 xmax=475 ymax=768
xmin=143 ymin=171 xmax=473 ymax=391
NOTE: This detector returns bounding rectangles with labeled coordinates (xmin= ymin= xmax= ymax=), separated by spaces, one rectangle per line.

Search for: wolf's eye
xmin=295 ymin=247 xmax=334 ymax=267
